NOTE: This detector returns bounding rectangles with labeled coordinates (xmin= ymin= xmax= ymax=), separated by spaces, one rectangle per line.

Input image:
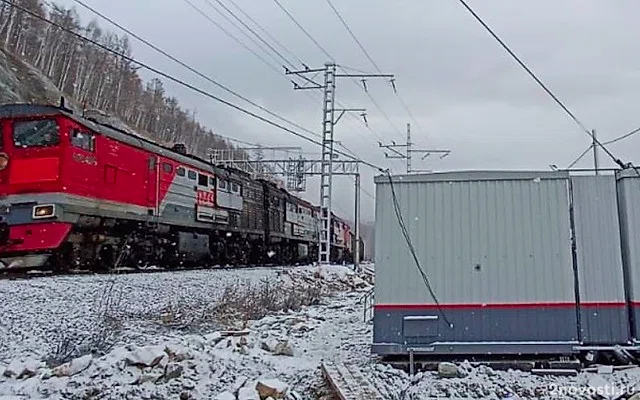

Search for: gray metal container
xmin=616 ymin=169 xmax=640 ymax=341
xmin=372 ymin=171 xmax=629 ymax=356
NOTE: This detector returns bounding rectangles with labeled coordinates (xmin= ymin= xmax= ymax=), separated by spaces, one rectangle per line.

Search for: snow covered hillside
xmin=3 ymin=264 xmax=640 ymax=399
xmin=0 ymin=47 xmax=67 ymax=105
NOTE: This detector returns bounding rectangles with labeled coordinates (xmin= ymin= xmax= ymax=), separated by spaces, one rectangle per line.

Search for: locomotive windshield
xmin=12 ymin=119 xmax=60 ymax=148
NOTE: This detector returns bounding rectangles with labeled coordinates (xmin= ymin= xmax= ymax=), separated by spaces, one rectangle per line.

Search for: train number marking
xmin=196 ymin=190 xmax=215 ymax=207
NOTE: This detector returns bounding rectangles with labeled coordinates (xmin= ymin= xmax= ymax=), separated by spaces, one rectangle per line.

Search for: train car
xmin=373 ymin=170 xmax=635 ymax=364
xmin=0 ymin=102 xmax=360 ymax=271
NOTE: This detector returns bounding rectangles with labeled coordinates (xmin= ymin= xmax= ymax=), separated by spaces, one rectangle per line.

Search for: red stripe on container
xmin=581 ymin=302 xmax=626 ymax=308
xmin=374 ymin=301 xmax=627 ymax=310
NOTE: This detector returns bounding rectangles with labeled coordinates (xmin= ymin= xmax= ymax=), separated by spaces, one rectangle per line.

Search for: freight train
xmin=0 ymin=102 xmax=362 ymax=272
xmin=373 ymin=170 xmax=640 ymax=365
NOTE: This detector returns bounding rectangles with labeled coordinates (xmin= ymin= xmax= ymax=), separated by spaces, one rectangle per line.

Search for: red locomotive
xmin=0 ymin=102 xmax=361 ymax=271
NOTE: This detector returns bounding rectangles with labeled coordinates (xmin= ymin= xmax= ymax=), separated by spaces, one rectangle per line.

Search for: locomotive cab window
xmin=177 ymin=167 xmax=185 ymax=177
xmin=209 ymin=176 xmax=216 ymax=187
xmin=231 ymin=182 xmax=240 ymax=195
xmin=218 ymin=179 xmax=228 ymax=191
xmin=188 ymin=170 xmax=196 ymax=180
xmin=13 ymin=119 xmax=60 ymax=148
xmin=71 ymin=130 xmax=95 ymax=152
xmin=162 ymin=163 xmax=173 ymax=173
xmin=198 ymin=173 xmax=208 ymax=186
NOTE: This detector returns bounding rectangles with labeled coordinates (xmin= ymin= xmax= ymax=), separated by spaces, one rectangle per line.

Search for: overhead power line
xmin=72 ymin=0 xmax=323 ymax=141
xmin=456 ymin=0 xmax=626 ymax=169
xmin=271 ymin=0 xmax=404 ymax=140
xmin=603 ymin=126 xmax=640 ymax=146
xmin=3 ymin=0 xmax=383 ymax=172
xmin=180 ymin=0 xmax=283 ymax=76
xmin=325 ymin=0 xmax=425 ymax=135
xmin=567 ymin=144 xmax=593 ymax=169
xmin=273 ymin=0 xmax=402 ymax=140
xmin=566 ymin=125 xmax=640 ymax=169
xmin=203 ymin=0 xmax=294 ymax=69
xmin=271 ymin=0 xmax=334 ymax=61
xmin=225 ymin=0 xmax=306 ymax=66
xmin=179 ymin=0 xmax=367 ymax=158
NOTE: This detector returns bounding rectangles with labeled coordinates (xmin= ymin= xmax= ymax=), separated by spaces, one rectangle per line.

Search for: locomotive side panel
xmin=240 ymin=178 xmax=264 ymax=234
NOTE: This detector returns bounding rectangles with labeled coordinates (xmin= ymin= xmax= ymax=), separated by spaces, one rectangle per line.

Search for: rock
xmin=163 ymin=363 xmax=183 ymax=382
xmin=256 ymin=379 xmax=288 ymax=399
xmin=629 ymin=394 xmax=640 ymax=400
xmin=205 ymin=332 xmax=223 ymax=345
xmin=3 ymin=358 xmax=41 ymax=379
xmin=182 ymin=379 xmax=196 ymax=390
xmin=237 ymin=346 xmax=249 ymax=356
xmin=52 ymin=355 xmax=92 ymax=377
xmin=125 ymin=346 xmax=166 ymax=368
xmin=215 ymin=392 xmax=236 ymax=400
xmin=437 ymin=362 xmax=460 ymax=378
xmin=165 ymin=344 xmax=193 ymax=362
xmin=291 ymin=323 xmax=311 ymax=333
xmin=273 ymin=341 xmax=294 ymax=357
xmin=597 ymin=365 xmax=614 ymax=374
xmin=133 ymin=372 xmax=163 ymax=385
xmin=285 ymin=318 xmax=304 ymax=326
xmin=186 ymin=335 xmax=206 ymax=351
xmin=260 ymin=341 xmax=272 ymax=352
xmin=238 ymin=387 xmax=260 ymax=400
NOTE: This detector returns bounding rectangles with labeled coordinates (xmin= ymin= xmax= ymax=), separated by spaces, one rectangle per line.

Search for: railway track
xmin=0 ymin=261 xmax=334 ymax=280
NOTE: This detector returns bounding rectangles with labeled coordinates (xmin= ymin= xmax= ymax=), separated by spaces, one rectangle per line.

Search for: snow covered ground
xmin=3 ymin=264 xmax=640 ymax=399
xmin=0 ymin=264 xmax=373 ymax=399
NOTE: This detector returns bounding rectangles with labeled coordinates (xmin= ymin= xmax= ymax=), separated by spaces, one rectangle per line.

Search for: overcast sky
xmin=55 ymin=0 xmax=640 ymax=222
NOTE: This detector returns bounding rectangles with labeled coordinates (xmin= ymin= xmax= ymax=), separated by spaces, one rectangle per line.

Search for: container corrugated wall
xmin=616 ymin=169 xmax=640 ymax=340
xmin=570 ymin=175 xmax=629 ymax=344
xmin=373 ymin=171 xmax=579 ymax=354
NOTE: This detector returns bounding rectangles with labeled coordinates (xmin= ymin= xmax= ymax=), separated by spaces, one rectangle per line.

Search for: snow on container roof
xmin=374 ymin=169 xmax=570 ymax=184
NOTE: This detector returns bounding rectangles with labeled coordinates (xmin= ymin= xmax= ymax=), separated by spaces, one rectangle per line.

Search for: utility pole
xmin=285 ymin=62 xmax=393 ymax=265
xmin=354 ymin=172 xmax=361 ymax=272
xmin=406 ymin=122 xmax=412 ymax=174
xmin=592 ymin=129 xmax=600 ymax=175
xmin=379 ymin=122 xmax=451 ymax=174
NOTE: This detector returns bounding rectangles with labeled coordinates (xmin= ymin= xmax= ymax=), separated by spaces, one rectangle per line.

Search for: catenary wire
xmin=456 ymin=0 xmax=626 ymax=169
xmin=386 ymin=171 xmax=452 ymax=326
xmin=566 ymin=125 xmax=640 ymax=168
xmin=209 ymin=0 xmax=295 ymax=69
xmin=200 ymin=0 xmax=291 ymax=70
xmin=271 ymin=0 xmax=404 ymax=141
xmin=72 ymin=0 xmax=326 ymax=142
xmin=2 ymin=0 xmax=384 ymax=172
xmin=225 ymin=0 xmax=306 ymax=66
xmin=325 ymin=0 xmax=426 ymax=135
xmin=603 ymin=126 xmax=640 ymax=146
xmin=180 ymin=0 xmax=286 ymax=77
xmin=179 ymin=0 xmax=369 ymax=157
xmin=271 ymin=0 xmax=334 ymax=62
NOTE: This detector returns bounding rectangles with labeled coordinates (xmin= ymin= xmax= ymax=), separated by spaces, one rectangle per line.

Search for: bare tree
xmin=1 ymin=0 xmax=249 ymax=159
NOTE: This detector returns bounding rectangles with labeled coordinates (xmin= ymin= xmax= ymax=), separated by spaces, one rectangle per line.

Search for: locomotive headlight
xmin=32 ymin=204 xmax=55 ymax=219
xmin=0 ymin=153 xmax=9 ymax=170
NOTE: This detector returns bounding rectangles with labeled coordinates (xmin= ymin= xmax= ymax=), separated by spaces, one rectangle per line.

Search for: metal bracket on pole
xmin=379 ymin=122 xmax=451 ymax=174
